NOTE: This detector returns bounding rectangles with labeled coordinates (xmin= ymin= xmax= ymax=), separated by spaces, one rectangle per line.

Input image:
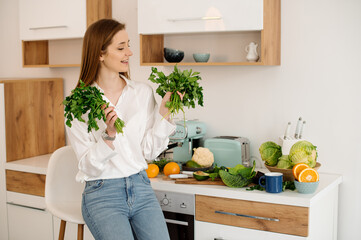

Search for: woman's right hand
xmin=103 ymin=105 xmax=118 ymax=137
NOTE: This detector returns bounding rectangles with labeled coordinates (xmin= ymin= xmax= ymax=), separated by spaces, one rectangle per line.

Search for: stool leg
xmin=59 ymin=220 xmax=66 ymax=240
xmin=77 ymin=224 xmax=84 ymax=240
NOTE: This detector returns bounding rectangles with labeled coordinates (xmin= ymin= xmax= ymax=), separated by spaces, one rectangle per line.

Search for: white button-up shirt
xmin=66 ymin=76 xmax=176 ymax=182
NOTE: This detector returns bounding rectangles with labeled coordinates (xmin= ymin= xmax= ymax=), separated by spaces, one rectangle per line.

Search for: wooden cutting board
xmin=162 ymin=175 xmax=225 ymax=185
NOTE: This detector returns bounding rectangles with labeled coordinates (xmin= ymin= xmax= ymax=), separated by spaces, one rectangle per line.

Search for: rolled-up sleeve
xmin=141 ymin=90 xmax=176 ymax=160
xmin=66 ymin=118 xmax=117 ymax=179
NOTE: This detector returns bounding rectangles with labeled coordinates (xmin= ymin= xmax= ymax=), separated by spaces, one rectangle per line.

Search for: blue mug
xmin=259 ymin=172 xmax=283 ymax=193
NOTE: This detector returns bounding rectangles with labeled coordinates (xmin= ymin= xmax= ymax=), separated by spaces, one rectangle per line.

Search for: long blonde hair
xmin=77 ymin=19 xmax=130 ymax=87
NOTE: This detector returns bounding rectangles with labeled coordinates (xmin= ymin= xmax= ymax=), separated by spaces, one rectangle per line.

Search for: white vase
xmin=245 ymin=42 xmax=259 ymax=62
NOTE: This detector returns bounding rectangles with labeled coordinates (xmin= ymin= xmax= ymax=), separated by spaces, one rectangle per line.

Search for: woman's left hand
xmin=159 ymin=91 xmax=184 ymax=120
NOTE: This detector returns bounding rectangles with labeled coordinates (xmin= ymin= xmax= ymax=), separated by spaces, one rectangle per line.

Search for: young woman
xmin=66 ymin=19 xmax=179 ymax=240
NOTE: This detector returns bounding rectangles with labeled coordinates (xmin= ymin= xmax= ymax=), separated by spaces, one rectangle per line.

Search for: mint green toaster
xmin=204 ymin=136 xmax=250 ymax=168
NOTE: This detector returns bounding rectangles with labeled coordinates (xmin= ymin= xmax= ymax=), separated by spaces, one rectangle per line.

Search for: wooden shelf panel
xmin=23 ymin=64 xmax=81 ymax=68
xmin=4 ymin=78 xmax=65 ymax=162
xmin=140 ymin=62 xmax=264 ymax=66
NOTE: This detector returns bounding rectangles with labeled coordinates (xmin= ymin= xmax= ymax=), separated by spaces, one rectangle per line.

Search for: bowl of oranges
xmin=292 ymin=163 xmax=320 ymax=194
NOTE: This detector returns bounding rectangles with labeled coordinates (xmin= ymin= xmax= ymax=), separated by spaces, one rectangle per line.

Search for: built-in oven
xmin=154 ymin=190 xmax=194 ymax=240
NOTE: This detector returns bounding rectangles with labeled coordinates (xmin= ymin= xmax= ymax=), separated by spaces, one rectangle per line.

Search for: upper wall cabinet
xmin=138 ymin=0 xmax=280 ymax=66
xmin=19 ymin=0 xmax=86 ymax=41
xmin=138 ymin=0 xmax=263 ymax=34
xmin=19 ymin=0 xmax=112 ymax=68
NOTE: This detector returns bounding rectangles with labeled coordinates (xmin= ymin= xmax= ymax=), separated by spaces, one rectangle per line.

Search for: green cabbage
xmin=259 ymin=141 xmax=282 ymax=166
xmin=219 ymin=161 xmax=256 ymax=188
xmin=277 ymin=155 xmax=292 ymax=169
xmin=289 ymin=141 xmax=317 ymax=167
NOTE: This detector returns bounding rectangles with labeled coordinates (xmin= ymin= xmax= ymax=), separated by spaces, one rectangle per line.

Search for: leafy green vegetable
xmin=205 ymin=164 xmax=227 ymax=180
xmin=219 ymin=161 xmax=256 ymax=188
xmin=63 ymin=80 xmax=125 ymax=133
xmin=228 ymin=164 xmax=254 ymax=176
xmin=259 ymin=141 xmax=282 ymax=166
xmin=246 ymin=185 xmax=265 ymax=191
xmin=148 ymin=65 xmax=203 ymax=119
xmin=283 ymin=181 xmax=296 ymax=191
xmin=277 ymin=155 xmax=293 ymax=169
xmin=289 ymin=141 xmax=318 ymax=168
xmin=208 ymin=173 xmax=219 ymax=180
xmin=246 ymin=181 xmax=295 ymax=191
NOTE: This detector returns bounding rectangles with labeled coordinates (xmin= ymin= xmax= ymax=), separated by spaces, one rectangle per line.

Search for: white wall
xmin=1 ymin=0 xmax=360 ymax=239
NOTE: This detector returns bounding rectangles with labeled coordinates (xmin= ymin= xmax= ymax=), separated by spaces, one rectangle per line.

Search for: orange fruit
xmin=146 ymin=164 xmax=159 ymax=178
xmin=292 ymin=163 xmax=310 ymax=180
xmin=163 ymin=162 xmax=180 ymax=176
xmin=298 ymin=168 xmax=319 ymax=182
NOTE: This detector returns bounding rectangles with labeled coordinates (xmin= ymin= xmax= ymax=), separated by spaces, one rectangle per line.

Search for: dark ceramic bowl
xmin=164 ymin=48 xmax=184 ymax=63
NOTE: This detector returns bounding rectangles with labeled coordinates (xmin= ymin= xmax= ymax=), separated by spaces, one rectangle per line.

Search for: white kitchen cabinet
xmin=19 ymin=0 xmax=112 ymax=67
xmin=195 ymin=221 xmax=306 ymax=240
xmin=138 ymin=0 xmax=280 ymax=66
xmin=138 ymin=0 xmax=263 ymax=34
xmin=19 ymin=0 xmax=86 ymax=41
xmin=7 ymin=203 xmax=53 ymax=240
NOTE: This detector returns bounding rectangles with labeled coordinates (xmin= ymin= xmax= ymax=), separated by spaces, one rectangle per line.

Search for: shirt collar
xmin=91 ymin=74 xmax=135 ymax=91
xmin=120 ymin=74 xmax=135 ymax=89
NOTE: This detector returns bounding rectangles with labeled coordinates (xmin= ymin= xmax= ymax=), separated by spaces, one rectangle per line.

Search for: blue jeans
xmin=82 ymin=171 xmax=170 ymax=240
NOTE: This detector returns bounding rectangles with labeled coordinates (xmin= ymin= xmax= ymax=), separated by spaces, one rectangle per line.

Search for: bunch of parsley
xmin=63 ymin=80 xmax=125 ymax=134
xmin=148 ymin=65 xmax=203 ymax=119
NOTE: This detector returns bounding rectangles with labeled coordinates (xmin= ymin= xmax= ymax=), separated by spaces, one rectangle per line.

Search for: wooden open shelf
xmin=23 ymin=64 xmax=81 ymax=68
xmin=140 ymin=0 xmax=280 ymax=66
xmin=139 ymin=61 xmax=265 ymax=66
xmin=22 ymin=39 xmax=83 ymax=68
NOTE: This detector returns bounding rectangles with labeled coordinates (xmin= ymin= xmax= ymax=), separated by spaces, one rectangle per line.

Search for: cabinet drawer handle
xmin=7 ymin=202 xmax=45 ymax=211
xmin=215 ymin=210 xmax=279 ymax=222
xmin=165 ymin=218 xmax=188 ymax=226
xmin=167 ymin=16 xmax=222 ymax=22
xmin=29 ymin=25 xmax=67 ymax=30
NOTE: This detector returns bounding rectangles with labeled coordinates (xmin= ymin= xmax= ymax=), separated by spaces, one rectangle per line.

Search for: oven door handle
xmin=165 ymin=218 xmax=189 ymax=226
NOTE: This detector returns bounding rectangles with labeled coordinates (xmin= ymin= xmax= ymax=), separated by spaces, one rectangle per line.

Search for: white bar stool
xmin=45 ymin=146 xmax=85 ymax=240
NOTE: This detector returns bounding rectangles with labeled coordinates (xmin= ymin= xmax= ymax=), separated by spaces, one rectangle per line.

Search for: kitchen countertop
xmin=5 ymin=154 xmax=51 ymax=174
xmin=5 ymin=155 xmax=342 ymax=207
xmin=151 ymin=171 xmax=342 ymax=207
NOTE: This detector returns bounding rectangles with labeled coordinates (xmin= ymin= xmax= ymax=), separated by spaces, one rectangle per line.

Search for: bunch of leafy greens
xmin=148 ymin=65 xmax=203 ymax=119
xmin=259 ymin=141 xmax=282 ymax=166
xmin=219 ymin=161 xmax=256 ymax=188
xmin=63 ymin=80 xmax=125 ymax=134
xmin=205 ymin=164 xmax=227 ymax=180
xmin=289 ymin=140 xmax=318 ymax=168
